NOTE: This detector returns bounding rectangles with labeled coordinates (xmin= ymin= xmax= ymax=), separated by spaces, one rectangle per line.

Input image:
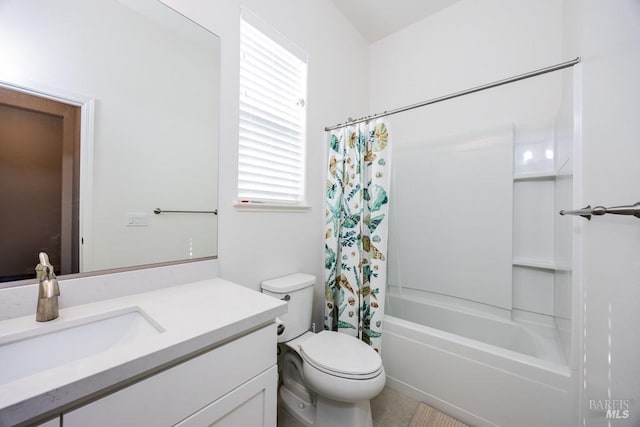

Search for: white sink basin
xmin=0 ymin=309 xmax=163 ymax=385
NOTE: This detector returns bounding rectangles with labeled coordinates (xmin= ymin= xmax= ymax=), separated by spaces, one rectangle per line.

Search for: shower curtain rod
xmin=324 ymin=57 xmax=581 ymax=132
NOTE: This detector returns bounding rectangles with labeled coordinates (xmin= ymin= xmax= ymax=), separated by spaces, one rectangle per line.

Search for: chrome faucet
xmin=35 ymin=252 xmax=60 ymax=322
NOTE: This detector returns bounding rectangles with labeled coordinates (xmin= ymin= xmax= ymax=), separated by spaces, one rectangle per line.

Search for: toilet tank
xmin=261 ymin=273 xmax=315 ymax=342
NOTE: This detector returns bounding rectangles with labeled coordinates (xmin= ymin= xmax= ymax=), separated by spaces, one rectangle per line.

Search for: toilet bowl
xmin=279 ymin=331 xmax=385 ymax=427
xmin=300 ymin=331 xmax=385 ymax=402
xmin=261 ymin=274 xmax=385 ymax=426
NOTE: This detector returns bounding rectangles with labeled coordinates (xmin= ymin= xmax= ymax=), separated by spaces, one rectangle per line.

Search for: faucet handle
xmin=38 ymin=252 xmax=51 ymax=266
xmin=36 ymin=252 xmax=52 ymax=271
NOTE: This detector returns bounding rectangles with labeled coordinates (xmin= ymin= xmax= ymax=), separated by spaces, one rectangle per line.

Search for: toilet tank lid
xmin=261 ymin=273 xmax=315 ymax=293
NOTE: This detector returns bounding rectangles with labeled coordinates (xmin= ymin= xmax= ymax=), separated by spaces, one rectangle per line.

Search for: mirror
xmin=0 ymin=0 xmax=219 ymax=285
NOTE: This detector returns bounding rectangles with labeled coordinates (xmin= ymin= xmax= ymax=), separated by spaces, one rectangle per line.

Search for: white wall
xmin=369 ymin=0 xmax=563 ymax=115
xmin=160 ymin=0 xmax=370 ymax=326
xmin=371 ymin=0 xmax=568 ymax=313
xmin=571 ymin=0 xmax=640 ymax=424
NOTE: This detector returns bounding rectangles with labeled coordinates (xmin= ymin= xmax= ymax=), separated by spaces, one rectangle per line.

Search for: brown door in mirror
xmin=0 ymin=86 xmax=80 ymax=282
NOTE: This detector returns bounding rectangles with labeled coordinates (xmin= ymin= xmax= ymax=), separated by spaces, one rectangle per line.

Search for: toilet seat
xmin=300 ymin=331 xmax=383 ymax=380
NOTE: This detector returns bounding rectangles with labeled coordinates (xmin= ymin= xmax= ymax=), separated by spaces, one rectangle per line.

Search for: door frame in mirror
xmin=0 ymin=78 xmax=96 ymax=277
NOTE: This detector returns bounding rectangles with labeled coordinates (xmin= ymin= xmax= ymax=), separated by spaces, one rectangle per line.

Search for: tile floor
xmin=277 ymin=386 xmax=420 ymax=427
xmin=371 ymin=387 xmax=420 ymax=427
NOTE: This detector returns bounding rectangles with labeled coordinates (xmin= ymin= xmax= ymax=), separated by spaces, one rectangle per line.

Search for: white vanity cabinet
xmin=64 ymin=325 xmax=277 ymax=427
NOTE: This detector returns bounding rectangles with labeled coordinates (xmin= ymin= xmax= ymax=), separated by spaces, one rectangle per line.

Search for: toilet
xmin=261 ymin=273 xmax=385 ymax=427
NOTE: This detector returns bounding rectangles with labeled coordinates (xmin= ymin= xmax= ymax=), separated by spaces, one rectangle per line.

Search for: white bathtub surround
xmin=388 ymin=126 xmax=514 ymax=310
xmin=387 ymin=291 xmax=567 ymax=366
xmin=0 ymin=277 xmax=286 ymax=426
xmin=383 ymin=292 xmax=572 ymax=426
xmin=324 ymin=120 xmax=392 ymax=351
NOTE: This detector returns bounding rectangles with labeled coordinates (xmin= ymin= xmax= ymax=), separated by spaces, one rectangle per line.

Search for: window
xmin=238 ymin=13 xmax=308 ymax=206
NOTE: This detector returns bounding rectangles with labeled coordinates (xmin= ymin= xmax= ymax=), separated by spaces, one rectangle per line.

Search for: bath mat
xmin=409 ymin=403 xmax=468 ymax=427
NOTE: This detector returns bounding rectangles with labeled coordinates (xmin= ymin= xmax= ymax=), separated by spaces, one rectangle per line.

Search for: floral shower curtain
xmin=323 ymin=120 xmax=391 ymax=353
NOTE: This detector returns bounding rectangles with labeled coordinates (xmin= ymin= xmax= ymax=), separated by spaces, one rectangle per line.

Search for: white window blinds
xmin=238 ymin=16 xmax=307 ymax=204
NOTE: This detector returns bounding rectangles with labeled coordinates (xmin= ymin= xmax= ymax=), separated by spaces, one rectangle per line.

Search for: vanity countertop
xmin=0 ymin=278 xmax=287 ymax=426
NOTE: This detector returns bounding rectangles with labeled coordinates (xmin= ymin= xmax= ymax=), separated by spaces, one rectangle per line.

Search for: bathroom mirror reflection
xmin=0 ymin=0 xmax=220 ymax=285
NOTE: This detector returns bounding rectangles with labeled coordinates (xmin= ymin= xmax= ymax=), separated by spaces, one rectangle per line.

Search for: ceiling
xmin=331 ymin=0 xmax=462 ymax=43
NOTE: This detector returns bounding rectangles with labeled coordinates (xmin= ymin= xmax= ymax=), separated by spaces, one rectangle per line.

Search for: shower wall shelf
xmin=513 ymin=171 xmax=574 ymax=181
xmin=512 ymin=257 xmax=571 ymax=272
xmin=511 ymin=118 xmax=574 ymax=319
xmin=513 ymin=171 xmax=558 ymax=181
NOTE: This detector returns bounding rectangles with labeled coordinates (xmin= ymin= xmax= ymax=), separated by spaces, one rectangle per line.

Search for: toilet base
xmin=315 ymin=395 xmax=373 ymax=427
xmin=280 ymin=384 xmax=315 ymax=426
xmin=279 ymin=385 xmax=373 ymax=427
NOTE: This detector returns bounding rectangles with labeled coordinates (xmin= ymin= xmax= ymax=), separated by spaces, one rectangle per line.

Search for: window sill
xmin=233 ymin=202 xmax=312 ymax=213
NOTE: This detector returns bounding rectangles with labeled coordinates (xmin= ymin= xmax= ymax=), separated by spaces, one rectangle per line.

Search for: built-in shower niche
xmin=512 ymin=118 xmax=573 ymax=363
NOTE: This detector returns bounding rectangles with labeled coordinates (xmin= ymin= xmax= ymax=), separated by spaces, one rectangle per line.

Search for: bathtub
xmin=382 ymin=292 xmax=575 ymax=426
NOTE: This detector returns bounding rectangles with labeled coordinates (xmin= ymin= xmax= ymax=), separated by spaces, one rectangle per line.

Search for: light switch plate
xmin=126 ymin=213 xmax=148 ymax=226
